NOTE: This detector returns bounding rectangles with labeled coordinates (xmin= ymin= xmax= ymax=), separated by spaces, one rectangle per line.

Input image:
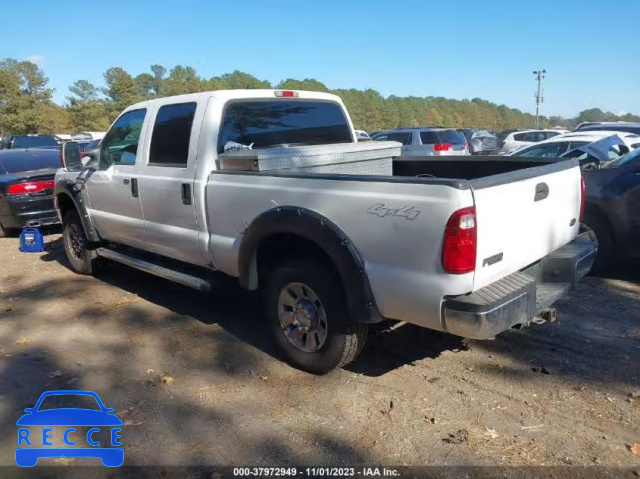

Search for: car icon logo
xmin=16 ymin=390 xmax=123 ymax=467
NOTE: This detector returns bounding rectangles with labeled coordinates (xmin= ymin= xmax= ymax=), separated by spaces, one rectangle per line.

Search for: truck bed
xmin=392 ymin=156 xmax=559 ymax=181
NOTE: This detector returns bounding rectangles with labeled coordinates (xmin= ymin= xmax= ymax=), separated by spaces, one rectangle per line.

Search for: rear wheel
xmin=62 ymin=210 xmax=98 ymax=275
xmin=263 ymin=258 xmax=367 ymax=374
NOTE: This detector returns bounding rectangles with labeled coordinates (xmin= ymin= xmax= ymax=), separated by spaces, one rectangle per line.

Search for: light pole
xmin=533 ymin=69 xmax=546 ymax=129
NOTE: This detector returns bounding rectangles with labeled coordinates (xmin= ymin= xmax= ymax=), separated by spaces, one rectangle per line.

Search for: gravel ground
xmin=0 ymin=233 xmax=638 ymax=472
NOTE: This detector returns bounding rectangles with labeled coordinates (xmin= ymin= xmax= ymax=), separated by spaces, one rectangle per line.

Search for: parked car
xmin=507 ymin=131 xmax=640 ymax=163
xmin=72 ymin=131 xmax=106 ymax=141
xmin=0 ymin=148 xmax=61 ymax=236
xmin=496 ymin=129 xmax=561 ymax=154
xmin=372 ymin=127 xmax=469 ymax=156
xmin=574 ymin=122 xmax=640 ymax=135
xmin=55 ymin=89 xmax=594 ymax=374
xmin=354 ymin=130 xmax=371 ymax=141
xmin=581 ymin=148 xmax=640 ymax=270
xmin=0 ymin=135 xmax=60 ymax=150
xmin=457 ymin=129 xmax=498 ymax=155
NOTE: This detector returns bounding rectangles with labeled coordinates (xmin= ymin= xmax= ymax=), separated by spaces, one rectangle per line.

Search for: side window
xmin=149 ymin=102 xmax=197 ymax=167
xmin=99 ymin=109 xmax=147 ymax=169
xmin=513 ymin=133 xmax=527 ymax=142
xmin=545 ymin=131 xmax=560 ymax=139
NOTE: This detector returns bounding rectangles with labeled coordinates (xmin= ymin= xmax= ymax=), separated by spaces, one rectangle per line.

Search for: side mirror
xmin=105 ymin=408 xmax=115 ymax=414
xmin=61 ymin=141 xmax=83 ymax=171
xmin=24 ymin=408 xmax=33 ymax=413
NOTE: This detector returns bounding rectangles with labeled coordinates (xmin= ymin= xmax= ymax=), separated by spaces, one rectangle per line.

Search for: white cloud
xmin=617 ymin=110 xmax=627 ymax=116
xmin=25 ymin=55 xmax=45 ymax=66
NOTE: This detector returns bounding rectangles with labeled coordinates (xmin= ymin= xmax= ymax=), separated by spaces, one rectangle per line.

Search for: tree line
xmin=1 ymin=58 xmax=638 ymax=136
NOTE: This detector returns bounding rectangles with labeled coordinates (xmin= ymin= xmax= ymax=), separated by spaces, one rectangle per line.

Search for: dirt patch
xmin=0 ymin=233 xmax=639 ymax=468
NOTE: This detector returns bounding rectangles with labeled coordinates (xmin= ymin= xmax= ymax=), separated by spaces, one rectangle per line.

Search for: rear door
xmin=470 ymin=163 xmax=582 ymax=290
xmin=137 ymin=100 xmax=207 ymax=266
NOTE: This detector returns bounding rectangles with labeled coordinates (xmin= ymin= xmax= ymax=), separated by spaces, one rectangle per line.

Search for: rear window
xmin=218 ymin=100 xmax=352 ymax=153
xmin=419 ymin=131 xmax=438 ymax=144
xmin=437 ymin=130 xmax=466 ymax=144
xmin=420 ymin=130 xmax=465 ymax=145
xmin=0 ymin=150 xmax=61 ymax=174
xmin=12 ymin=136 xmax=58 ymax=148
xmin=150 ymin=102 xmax=197 ymax=167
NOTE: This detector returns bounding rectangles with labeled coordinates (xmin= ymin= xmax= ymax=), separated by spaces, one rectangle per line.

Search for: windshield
xmin=605 ymin=148 xmax=640 ymax=168
xmin=218 ymin=100 xmax=353 ymax=153
xmin=512 ymin=142 xmax=569 ymax=157
xmin=13 ymin=136 xmax=59 ymax=148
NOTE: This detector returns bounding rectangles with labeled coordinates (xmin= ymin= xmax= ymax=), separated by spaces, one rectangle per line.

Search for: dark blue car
xmin=16 ymin=390 xmax=123 ymax=467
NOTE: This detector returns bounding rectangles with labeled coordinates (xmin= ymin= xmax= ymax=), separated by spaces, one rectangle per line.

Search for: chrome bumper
xmin=442 ymin=233 xmax=597 ymax=339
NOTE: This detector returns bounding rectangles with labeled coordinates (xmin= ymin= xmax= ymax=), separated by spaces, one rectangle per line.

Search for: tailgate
xmin=471 ymin=162 xmax=582 ymax=290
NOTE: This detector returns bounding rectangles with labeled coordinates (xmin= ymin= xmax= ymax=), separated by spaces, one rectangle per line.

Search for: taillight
xmin=463 ymin=142 xmax=469 ymax=150
xmin=442 ymin=206 xmax=477 ymax=274
xmin=7 ymin=180 xmax=55 ymax=196
xmin=434 ymin=143 xmax=452 ymax=151
xmin=579 ymin=176 xmax=586 ymax=221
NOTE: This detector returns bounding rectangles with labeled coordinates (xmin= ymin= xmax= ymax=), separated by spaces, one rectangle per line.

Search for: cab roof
xmin=124 ymin=89 xmax=344 ymax=112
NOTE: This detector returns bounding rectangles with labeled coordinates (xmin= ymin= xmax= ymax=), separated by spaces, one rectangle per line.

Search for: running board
xmin=95 ymin=248 xmax=215 ymax=292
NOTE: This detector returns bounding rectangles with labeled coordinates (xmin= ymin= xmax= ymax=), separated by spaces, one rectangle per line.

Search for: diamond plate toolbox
xmin=218 ymin=141 xmax=401 ymax=175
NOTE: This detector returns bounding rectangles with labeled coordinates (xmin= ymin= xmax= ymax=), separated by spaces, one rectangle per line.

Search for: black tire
xmin=263 ymin=257 xmax=367 ymax=374
xmin=62 ymin=210 xmax=98 ymax=275
xmin=0 ymin=222 xmax=17 ymax=238
xmin=581 ymin=216 xmax=614 ymax=273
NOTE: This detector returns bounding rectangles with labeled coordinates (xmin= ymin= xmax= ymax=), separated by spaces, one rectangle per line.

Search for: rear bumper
xmin=442 ymin=233 xmax=597 ymax=339
xmin=0 ymin=196 xmax=59 ymax=229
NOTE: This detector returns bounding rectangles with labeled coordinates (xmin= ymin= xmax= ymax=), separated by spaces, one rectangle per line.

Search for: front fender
xmin=54 ymin=178 xmax=100 ymax=242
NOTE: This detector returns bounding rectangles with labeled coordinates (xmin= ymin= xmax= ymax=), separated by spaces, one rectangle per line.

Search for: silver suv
xmin=372 ymin=128 xmax=469 ymax=156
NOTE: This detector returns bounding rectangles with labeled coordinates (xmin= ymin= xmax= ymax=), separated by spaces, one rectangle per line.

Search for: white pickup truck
xmin=55 ymin=89 xmax=596 ymax=374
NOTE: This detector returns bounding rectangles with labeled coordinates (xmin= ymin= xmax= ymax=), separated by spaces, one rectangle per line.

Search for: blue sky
xmin=1 ymin=0 xmax=638 ymax=117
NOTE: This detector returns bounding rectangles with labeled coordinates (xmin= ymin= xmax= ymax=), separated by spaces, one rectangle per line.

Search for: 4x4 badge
xmin=367 ymin=203 xmax=420 ymax=221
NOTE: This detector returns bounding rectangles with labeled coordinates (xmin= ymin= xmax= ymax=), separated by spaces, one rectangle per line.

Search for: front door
xmin=137 ymin=101 xmax=206 ymax=266
xmin=85 ymin=109 xmax=147 ymax=249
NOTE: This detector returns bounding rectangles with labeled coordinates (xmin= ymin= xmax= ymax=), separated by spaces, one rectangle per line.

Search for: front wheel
xmin=263 ymin=258 xmax=367 ymax=374
xmin=62 ymin=210 xmax=98 ymax=275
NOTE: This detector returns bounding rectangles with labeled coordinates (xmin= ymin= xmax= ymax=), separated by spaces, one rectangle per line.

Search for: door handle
xmin=130 ymin=178 xmax=139 ymax=198
xmin=123 ymin=178 xmax=130 ymax=185
xmin=181 ymin=183 xmax=192 ymax=205
xmin=534 ymin=182 xmax=549 ymax=201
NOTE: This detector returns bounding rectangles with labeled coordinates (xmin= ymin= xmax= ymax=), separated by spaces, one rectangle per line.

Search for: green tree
xmin=67 ymin=80 xmax=111 ymax=131
xmin=103 ymin=67 xmax=144 ymax=116
xmin=150 ymin=64 xmax=167 ymax=96
xmin=276 ymin=78 xmax=329 ymax=92
xmin=0 ymin=59 xmax=54 ymax=133
xmin=220 ymin=70 xmax=271 ymax=89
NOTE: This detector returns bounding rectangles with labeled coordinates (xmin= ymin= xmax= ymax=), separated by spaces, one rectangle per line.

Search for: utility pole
xmin=533 ymin=69 xmax=546 ymax=129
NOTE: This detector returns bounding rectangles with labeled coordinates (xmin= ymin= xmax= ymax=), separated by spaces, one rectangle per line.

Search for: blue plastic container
xmin=19 ymin=228 xmax=45 ymax=253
